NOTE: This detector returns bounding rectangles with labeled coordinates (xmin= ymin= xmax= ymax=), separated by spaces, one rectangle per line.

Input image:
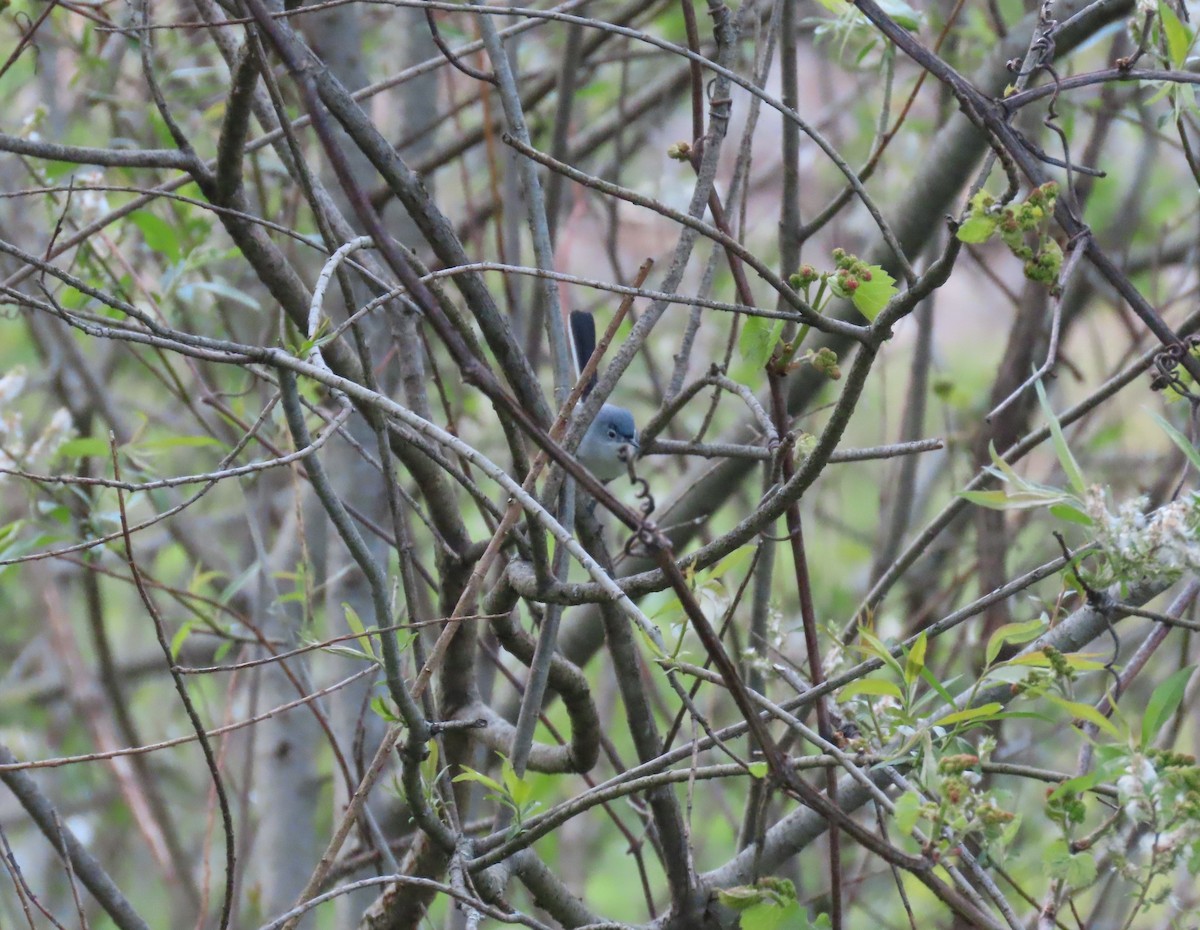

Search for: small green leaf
xmin=59 ymin=286 xmax=87 ymax=309
xmin=320 ymin=644 xmax=377 ymax=662
xmin=1049 ymin=503 xmax=1094 ymax=526
xmin=369 ymin=695 xmax=401 ymax=722
xmin=707 ymin=545 xmax=755 ymax=582
xmin=500 ymin=756 xmax=532 ymax=809
xmin=1048 ymin=767 xmax=1106 ymax=801
xmin=129 ymin=210 xmax=182 ymax=263
xmin=1009 ymin=651 xmax=1106 ymax=671
xmin=1044 ymin=838 xmax=1097 ymax=887
xmin=135 ymin=435 xmax=224 ymax=451
xmin=858 ymin=628 xmax=904 ymax=680
xmin=838 ymin=677 xmax=904 ymax=701
xmin=850 ymin=263 xmax=897 ymax=322
xmin=854 ymin=38 xmax=878 ymax=66
xmin=720 ymin=879 xmax=800 ymax=930
xmin=717 ymin=885 xmax=766 ymax=912
xmin=986 ymin=618 xmax=1047 ymax=667
xmin=1148 ymin=410 xmax=1200 ymax=476
xmin=747 ymin=761 xmax=769 ymax=779
xmin=453 ymin=766 xmax=505 ymax=794
xmin=1160 ymin=1 xmax=1192 ymax=68
xmin=57 ymin=437 xmax=112 ymax=458
xmin=903 ymin=631 xmax=927 ymax=686
xmin=1047 ymin=696 xmax=1121 ymax=739
xmin=1036 ymin=379 xmax=1086 ymax=496
xmin=955 ymin=214 xmax=998 ymax=243
xmin=421 ymin=737 xmax=440 ymax=783
xmin=188 ymin=279 xmax=261 ymax=311
xmin=958 ymin=489 xmax=1011 ymax=509
xmin=878 ymin=0 xmax=922 ymax=30
xmin=170 ymin=620 xmax=195 ymax=660
xmin=917 ymin=665 xmax=957 ymax=707
xmin=342 ymin=602 xmax=379 ymax=661
xmin=739 ymin=315 xmax=785 ymax=370
xmin=1141 ymin=665 xmax=1195 ymax=747
xmin=742 ymin=899 xmax=803 ymax=930
xmin=893 ymin=790 xmax=923 ymax=834
xmin=936 ymin=702 xmax=1004 ymax=727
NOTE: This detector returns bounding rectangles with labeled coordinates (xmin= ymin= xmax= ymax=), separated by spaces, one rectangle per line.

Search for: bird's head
xmin=577 ymin=403 xmax=639 ymax=482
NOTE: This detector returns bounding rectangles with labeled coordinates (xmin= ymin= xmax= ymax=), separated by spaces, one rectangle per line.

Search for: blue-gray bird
xmin=570 ymin=310 xmax=638 ymax=482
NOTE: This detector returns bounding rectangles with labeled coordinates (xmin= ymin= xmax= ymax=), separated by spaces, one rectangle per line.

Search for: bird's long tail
xmin=568 ymin=310 xmax=599 ymax=397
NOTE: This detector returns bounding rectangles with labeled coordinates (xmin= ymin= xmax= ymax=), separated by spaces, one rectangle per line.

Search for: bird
xmin=569 ymin=310 xmax=639 ymax=482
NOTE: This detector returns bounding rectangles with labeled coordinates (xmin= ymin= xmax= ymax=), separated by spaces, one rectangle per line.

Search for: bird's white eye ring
xmin=607 ymin=427 xmax=618 ymax=440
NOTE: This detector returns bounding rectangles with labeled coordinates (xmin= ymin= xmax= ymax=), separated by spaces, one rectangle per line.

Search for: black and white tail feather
xmin=568 ymin=310 xmax=638 ymax=482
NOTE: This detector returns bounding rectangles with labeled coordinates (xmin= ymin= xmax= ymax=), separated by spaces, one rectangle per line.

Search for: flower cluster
xmin=912 ymin=746 xmax=1018 ymax=859
xmin=957 ymin=183 xmax=1064 ymax=287
xmin=1086 ymin=488 xmax=1200 ymax=583
xmin=0 ymin=368 xmax=73 ymax=484
xmin=666 ymin=141 xmax=692 ymax=162
xmin=808 ymin=346 xmax=841 ymax=380
xmin=1110 ymin=749 xmax=1200 ymax=888
xmin=828 ymin=248 xmax=876 ymax=296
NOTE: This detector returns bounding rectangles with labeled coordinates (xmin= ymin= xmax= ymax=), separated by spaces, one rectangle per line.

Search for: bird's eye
xmin=607 ymin=427 xmax=618 ymax=440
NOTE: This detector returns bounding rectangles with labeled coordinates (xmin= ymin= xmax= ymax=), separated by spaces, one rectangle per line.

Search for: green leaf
xmin=170 ymin=620 xmax=195 ymax=660
xmin=369 ymin=695 xmax=401 ymax=722
xmin=747 ymin=761 xmax=769 ymax=779
xmin=1148 ymin=410 xmax=1200 ymax=476
xmin=837 ymin=677 xmax=904 ymax=701
xmin=738 ymin=315 xmax=785 ymax=370
xmin=903 ymin=631 xmax=927 ymax=686
xmin=718 ymin=877 xmax=796 ymax=912
xmin=129 ymin=210 xmax=182 ymax=263
xmin=718 ymin=885 xmax=765 ymax=912
xmin=742 ymin=899 xmax=804 ymax=930
xmin=342 ymin=602 xmax=379 ymax=661
xmin=917 ymin=665 xmax=957 ymax=707
xmin=854 ymin=38 xmax=878 ymax=66
xmin=878 ymin=0 xmax=922 ymax=30
xmin=500 ymin=756 xmax=532 ymax=809
xmin=320 ymin=644 xmax=378 ymax=662
xmin=1141 ymin=665 xmax=1195 ymax=747
xmin=135 ymin=435 xmax=224 ymax=451
xmin=58 ymin=285 xmax=87 ymax=309
xmin=957 ymin=489 xmax=1011 ymax=509
xmin=187 ymin=279 xmax=261 ymax=311
xmin=1036 ymin=378 xmax=1086 ymax=496
xmin=936 ymin=703 xmax=1004 ymax=727
xmin=57 ymin=437 xmax=112 ymax=458
xmin=1044 ymin=838 xmax=1097 ymax=887
xmin=421 ymin=737 xmax=440 ymax=784
xmin=1047 ymin=696 xmax=1121 ymax=739
xmin=707 ymin=545 xmax=755 ymax=582
xmin=955 ymin=214 xmax=998 ymax=244
xmin=1009 ymin=651 xmax=1107 ymax=671
xmin=850 ymin=263 xmax=897 ymax=322
xmin=893 ymin=790 xmax=922 ymax=834
xmin=1049 ymin=502 xmax=1094 ymax=526
xmin=453 ymin=766 xmax=505 ymax=795
xmin=1160 ymin=1 xmax=1192 ymax=68
xmin=959 ymin=487 xmax=1068 ymax=510
xmin=859 ymin=628 xmax=904 ymax=680
xmin=985 ymin=618 xmax=1047 ymax=667
xmin=1048 ymin=767 xmax=1106 ymax=802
